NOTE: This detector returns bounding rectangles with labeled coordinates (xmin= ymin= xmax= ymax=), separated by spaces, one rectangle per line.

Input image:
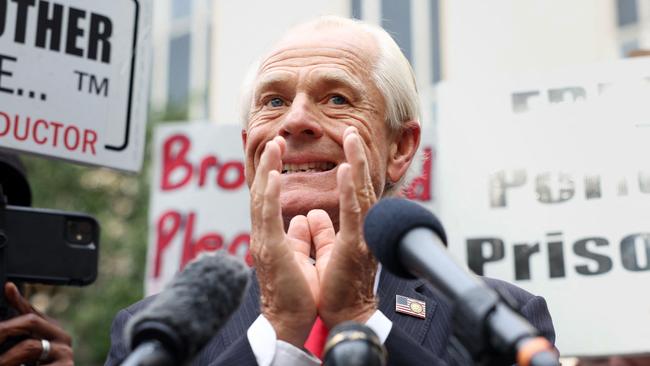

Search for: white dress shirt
xmin=247 ymin=266 xmax=392 ymax=366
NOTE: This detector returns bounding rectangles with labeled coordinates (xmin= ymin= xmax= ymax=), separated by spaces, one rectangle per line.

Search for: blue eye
xmin=330 ymin=95 xmax=348 ymax=105
xmin=267 ymin=98 xmax=284 ymax=107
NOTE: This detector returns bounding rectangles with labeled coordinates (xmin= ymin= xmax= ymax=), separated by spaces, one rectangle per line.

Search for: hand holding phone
xmin=0 ymin=282 xmax=74 ymax=366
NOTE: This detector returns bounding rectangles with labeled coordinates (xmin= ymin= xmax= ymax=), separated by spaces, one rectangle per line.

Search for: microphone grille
xmin=364 ymin=198 xmax=447 ymax=278
xmin=125 ymin=252 xmax=250 ymax=360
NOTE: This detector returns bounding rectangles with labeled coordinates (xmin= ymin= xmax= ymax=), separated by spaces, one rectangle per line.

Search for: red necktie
xmin=304 ymin=317 xmax=329 ymax=359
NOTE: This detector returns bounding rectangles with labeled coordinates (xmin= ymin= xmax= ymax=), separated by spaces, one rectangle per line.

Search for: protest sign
xmin=437 ymin=57 xmax=650 ymax=355
xmin=0 ymin=0 xmax=150 ymax=172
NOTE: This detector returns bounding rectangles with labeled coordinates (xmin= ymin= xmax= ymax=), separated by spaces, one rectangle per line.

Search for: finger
xmin=0 ymin=338 xmax=42 ymax=366
xmin=253 ymin=140 xmax=283 ymax=194
xmin=4 ymin=282 xmax=33 ymax=315
xmin=0 ymin=339 xmax=72 ymax=366
xmin=273 ymin=135 xmax=286 ymax=155
xmin=343 ymin=127 xmax=375 ymax=213
xmin=287 ymin=215 xmax=311 ymax=256
xmin=0 ymin=314 xmax=71 ymax=344
xmin=307 ymin=209 xmax=336 ymax=256
xmin=342 ymin=125 xmax=358 ymax=140
xmin=261 ymin=170 xmax=285 ymax=240
xmin=44 ymin=343 xmax=74 ymax=365
xmin=250 ymin=140 xmax=283 ymax=228
xmin=336 ymin=163 xmax=362 ymax=245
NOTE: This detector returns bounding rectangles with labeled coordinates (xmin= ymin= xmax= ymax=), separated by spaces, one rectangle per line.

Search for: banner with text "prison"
xmin=437 ymin=57 xmax=650 ymax=356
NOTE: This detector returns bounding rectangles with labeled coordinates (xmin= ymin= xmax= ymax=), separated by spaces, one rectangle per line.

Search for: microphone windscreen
xmin=363 ymin=198 xmax=447 ymax=278
xmin=125 ymin=252 xmax=250 ymax=360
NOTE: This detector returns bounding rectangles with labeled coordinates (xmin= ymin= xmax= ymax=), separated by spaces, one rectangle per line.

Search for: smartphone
xmin=1 ymin=205 xmax=99 ymax=286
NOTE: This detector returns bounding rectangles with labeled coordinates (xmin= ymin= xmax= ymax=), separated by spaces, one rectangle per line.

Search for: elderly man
xmin=106 ymin=16 xmax=555 ymax=366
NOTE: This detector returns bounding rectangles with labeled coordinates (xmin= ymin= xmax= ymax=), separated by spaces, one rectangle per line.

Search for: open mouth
xmin=282 ymin=162 xmax=337 ymax=174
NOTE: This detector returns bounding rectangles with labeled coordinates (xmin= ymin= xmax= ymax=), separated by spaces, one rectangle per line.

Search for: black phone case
xmin=3 ymin=205 xmax=99 ymax=286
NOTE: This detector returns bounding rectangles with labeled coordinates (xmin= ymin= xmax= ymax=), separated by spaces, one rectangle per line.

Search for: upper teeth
xmin=282 ymin=162 xmax=336 ymax=174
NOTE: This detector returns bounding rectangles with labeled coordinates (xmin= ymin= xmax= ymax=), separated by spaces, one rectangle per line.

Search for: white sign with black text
xmin=436 ymin=57 xmax=650 ymax=356
xmin=0 ymin=0 xmax=151 ymax=172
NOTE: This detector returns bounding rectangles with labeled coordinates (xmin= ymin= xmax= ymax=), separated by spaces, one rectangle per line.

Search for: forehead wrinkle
xmin=259 ymin=46 xmax=373 ymax=76
xmin=256 ymin=48 xmax=376 ymax=101
xmin=254 ymin=64 xmax=369 ymax=104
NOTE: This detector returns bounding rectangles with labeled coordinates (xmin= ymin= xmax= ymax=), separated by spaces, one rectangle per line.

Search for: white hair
xmin=239 ymin=16 xmax=421 ymax=193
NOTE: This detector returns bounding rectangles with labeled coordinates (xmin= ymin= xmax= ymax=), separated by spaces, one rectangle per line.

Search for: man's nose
xmin=279 ymin=96 xmax=323 ymax=139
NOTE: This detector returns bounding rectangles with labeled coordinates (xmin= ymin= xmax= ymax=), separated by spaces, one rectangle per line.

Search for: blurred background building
xmin=149 ymin=0 xmax=649 ymax=127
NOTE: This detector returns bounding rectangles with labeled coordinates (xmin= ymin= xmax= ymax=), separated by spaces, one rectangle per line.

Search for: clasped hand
xmin=249 ymin=127 xmax=378 ymax=347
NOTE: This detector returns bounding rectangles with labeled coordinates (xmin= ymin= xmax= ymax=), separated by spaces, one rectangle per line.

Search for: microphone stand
xmin=448 ymin=285 xmax=558 ymax=366
xmin=121 ymin=340 xmax=175 ymax=366
xmin=398 ymin=227 xmax=559 ymax=366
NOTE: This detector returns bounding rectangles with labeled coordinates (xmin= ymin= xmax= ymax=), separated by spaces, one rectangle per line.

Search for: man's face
xmin=243 ymin=26 xmax=393 ymax=221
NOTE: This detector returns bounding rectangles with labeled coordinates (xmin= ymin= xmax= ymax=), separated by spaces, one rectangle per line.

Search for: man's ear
xmin=387 ymin=121 xmax=421 ymax=183
xmin=241 ymin=129 xmax=248 ymax=149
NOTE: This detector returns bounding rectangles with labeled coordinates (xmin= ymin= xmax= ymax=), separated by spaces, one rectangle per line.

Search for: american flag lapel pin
xmin=395 ymin=294 xmax=426 ymax=319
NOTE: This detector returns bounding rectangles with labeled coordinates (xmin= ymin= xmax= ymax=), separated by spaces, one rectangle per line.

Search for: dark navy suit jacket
xmin=105 ymin=270 xmax=555 ymax=366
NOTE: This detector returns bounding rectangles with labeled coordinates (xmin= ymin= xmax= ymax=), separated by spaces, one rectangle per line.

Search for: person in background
xmin=0 ymin=152 xmax=74 ymax=366
xmin=0 ymin=283 xmax=74 ymax=366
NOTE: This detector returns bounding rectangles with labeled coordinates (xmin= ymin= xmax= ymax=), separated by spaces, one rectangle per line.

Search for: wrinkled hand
xmin=250 ymin=136 xmax=319 ymax=346
xmin=0 ymin=282 xmax=73 ymax=366
xmin=250 ymin=127 xmax=379 ymax=347
xmin=311 ymin=126 xmax=378 ymax=328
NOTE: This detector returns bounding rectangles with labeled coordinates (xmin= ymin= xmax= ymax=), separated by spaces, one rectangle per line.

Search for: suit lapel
xmin=377 ymin=269 xmax=438 ymax=345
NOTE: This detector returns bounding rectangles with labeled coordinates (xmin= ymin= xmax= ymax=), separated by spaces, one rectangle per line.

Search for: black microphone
xmin=323 ymin=322 xmax=387 ymax=366
xmin=363 ymin=198 xmax=558 ymax=366
xmin=121 ymin=252 xmax=250 ymax=366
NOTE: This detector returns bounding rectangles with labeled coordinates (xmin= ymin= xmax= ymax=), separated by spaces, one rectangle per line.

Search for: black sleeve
xmin=104 ymin=308 xmax=132 ymax=366
xmin=519 ymin=295 xmax=556 ymax=345
xmin=483 ymin=277 xmax=557 ymax=347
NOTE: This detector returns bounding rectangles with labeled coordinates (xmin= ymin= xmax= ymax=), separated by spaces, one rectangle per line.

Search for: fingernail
xmin=264 ymin=140 xmax=279 ymax=154
xmin=273 ymin=136 xmax=286 ymax=152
